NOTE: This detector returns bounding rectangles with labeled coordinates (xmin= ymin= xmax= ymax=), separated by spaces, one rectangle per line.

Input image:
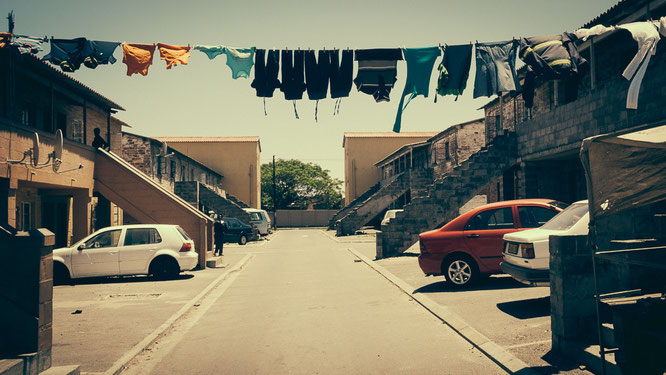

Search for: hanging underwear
xmin=393 ymin=47 xmax=441 ymax=133
xmin=435 ymin=44 xmax=472 ymax=100
xmin=122 ymin=43 xmax=156 ymax=76
xmin=193 ymin=45 xmax=225 ymax=60
xmin=329 ymin=49 xmax=353 ymax=115
xmin=251 ymin=49 xmax=280 ymax=115
xmin=354 ymin=48 xmax=403 ymax=102
xmin=519 ymin=33 xmax=586 ymax=108
xmin=223 ymin=46 xmax=255 ymax=79
xmin=473 ymin=40 xmax=520 ymax=98
xmin=157 ymin=43 xmax=191 ymax=69
xmin=280 ymin=49 xmax=306 ymax=118
xmin=617 ymin=21 xmax=661 ymax=109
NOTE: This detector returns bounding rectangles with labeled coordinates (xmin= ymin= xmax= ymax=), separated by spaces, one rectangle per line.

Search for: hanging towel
xmin=305 ymin=50 xmax=331 ymax=101
xmin=122 ymin=43 xmax=156 ymax=76
xmin=519 ymin=33 xmax=586 ymax=108
xmin=223 ymin=46 xmax=255 ymax=79
xmin=435 ymin=44 xmax=472 ymax=99
xmin=473 ymin=40 xmax=520 ymax=98
xmin=0 ymin=33 xmax=11 ymax=49
xmin=329 ymin=49 xmax=353 ymax=98
xmin=573 ymin=25 xmax=615 ymax=41
xmin=81 ymin=40 xmax=120 ymax=69
xmin=9 ymin=35 xmax=45 ymax=54
xmin=157 ymin=43 xmax=191 ymax=69
xmin=393 ymin=47 xmax=441 ymax=133
xmin=280 ymin=49 xmax=306 ymax=100
xmin=617 ymin=21 xmax=660 ymax=109
xmin=193 ymin=45 xmax=225 ymax=60
xmin=251 ymin=49 xmax=280 ymax=97
xmin=44 ymin=38 xmax=88 ymax=72
xmin=354 ymin=48 xmax=403 ymax=102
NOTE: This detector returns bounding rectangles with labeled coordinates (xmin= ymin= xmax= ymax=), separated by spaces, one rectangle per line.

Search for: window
xmin=170 ymin=160 xmax=176 ymax=180
xmin=495 ymin=114 xmax=502 ymax=133
xmin=71 ymin=119 xmax=83 ymax=143
xmin=465 ymin=207 xmax=514 ymax=231
xmin=21 ymin=202 xmax=32 ymax=231
xmin=249 ymin=212 xmax=261 ymax=221
xmin=124 ymin=228 xmax=162 ymax=246
xmin=445 ymin=141 xmax=450 ymax=160
xmin=176 ymin=226 xmax=191 ymax=240
xmin=226 ymin=218 xmax=240 ymax=228
xmin=156 ymin=156 xmax=164 ymax=176
xmin=181 ymin=165 xmax=186 ymax=181
xmin=56 ymin=113 xmax=67 ymax=136
xmin=84 ymin=229 xmax=121 ymax=249
xmin=518 ymin=206 xmax=559 ymax=228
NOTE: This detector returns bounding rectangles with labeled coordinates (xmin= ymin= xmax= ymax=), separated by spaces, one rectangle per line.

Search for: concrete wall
xmin=269 ymin=210 xmax=338 ymax=227
xmin=158 ymin=138 xmax=261 ymax=209
xmin=343 ymin=132 xmax=438 ymax=205
xmin=430 ymin=120 xmax=485 ymax=179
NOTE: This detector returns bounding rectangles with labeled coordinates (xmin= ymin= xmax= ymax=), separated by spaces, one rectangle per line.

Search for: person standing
xmin=214 ymin=218 xmax=228 ymax=256
xmin=91 ymin=127 xmax=110 ymax=150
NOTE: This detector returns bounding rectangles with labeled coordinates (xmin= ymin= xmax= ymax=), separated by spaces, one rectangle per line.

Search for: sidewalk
xmin=341 ymin=230 xmax=591 ymax=374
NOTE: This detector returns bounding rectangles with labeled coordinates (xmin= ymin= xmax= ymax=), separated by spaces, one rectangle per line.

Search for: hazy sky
xmin=1 ymin=0 xmax=618 ymax=182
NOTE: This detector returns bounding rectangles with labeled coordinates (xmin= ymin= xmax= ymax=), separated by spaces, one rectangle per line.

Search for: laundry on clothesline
xmin=435 ymin=44 xmax=473 ymax=100
xmin=354 ymin=48 xmax=403 ymax=103
xmin=122 ymin=43 xmax=156 ymax=77
xmin=473 ymin=40 xmax=521 ymax=98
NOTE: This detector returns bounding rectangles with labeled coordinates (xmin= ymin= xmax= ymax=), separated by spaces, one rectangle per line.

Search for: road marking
xmin=104 ymin=254 xmax=253 ymax=375
xmin=347 ymin=247 xmax=540 ymax=375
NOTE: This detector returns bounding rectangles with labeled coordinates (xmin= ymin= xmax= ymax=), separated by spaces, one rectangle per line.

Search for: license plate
xmin=506 ymin=243 xmax=518 ymax=255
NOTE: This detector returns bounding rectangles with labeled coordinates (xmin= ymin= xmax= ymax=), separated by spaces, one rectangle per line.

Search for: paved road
xmin=121 ymin=229 xmax=504 ymax=375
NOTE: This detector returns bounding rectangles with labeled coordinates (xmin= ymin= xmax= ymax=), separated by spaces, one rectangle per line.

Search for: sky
xmin=1 ymin=0 xmax=618 ymax=183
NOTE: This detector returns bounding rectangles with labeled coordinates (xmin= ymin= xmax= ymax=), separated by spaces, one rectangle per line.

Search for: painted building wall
xmin=157 ymin=138 xmax=261 ymax=209
xmin=343 ymin=132 xmax=438 ymax=205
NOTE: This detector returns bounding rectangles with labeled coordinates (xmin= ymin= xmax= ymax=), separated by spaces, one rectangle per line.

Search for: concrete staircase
xmin=377 ymin=133 xmax=518 ymax=258
xmin=334 ymin=168 xmax=434 ymax=236
xmin=328 ymin=182 xmax=381 ymax=229
xmin=174 ymin=181 xmax=251 ymax=224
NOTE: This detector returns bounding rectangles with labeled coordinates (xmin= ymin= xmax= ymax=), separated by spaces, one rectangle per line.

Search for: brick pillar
xmin=0 ymin=228 xmax=54 ymax=373
xmin=72 ymin=190 xmax=91 ymax=243
xmin=550 ymin=234 xmax=597 ymax=352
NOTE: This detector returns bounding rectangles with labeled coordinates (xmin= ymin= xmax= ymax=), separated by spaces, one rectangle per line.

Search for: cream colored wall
xmin=164 ymin=141 xmax=261 ymax=208
xmin=343 ymin=134 xmax=437 ymax=205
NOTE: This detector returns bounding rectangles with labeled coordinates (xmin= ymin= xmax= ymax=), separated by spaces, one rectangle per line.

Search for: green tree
xmin=261 ymin=159 xmax=343 ymax=210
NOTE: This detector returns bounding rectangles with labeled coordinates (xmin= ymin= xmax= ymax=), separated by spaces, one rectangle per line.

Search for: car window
xmin=124 ymin=228 xmax=162 ymax=246
xmin=176 ymin=226 xmax=190 ymax=240
xmin=518 ymin=206 xmax=559 ymax=228
xmin=249 ymin=212 xmax=262 ymax=221
xmin=226 ymin=218 xmax=240 ymax=228
xmin=465 ymin=207 xmax=514 ymax=230
xmin=84 ymin=229 xmax=121 ymax=249
xmin=541 ymin=202 xmax=589 ymax=231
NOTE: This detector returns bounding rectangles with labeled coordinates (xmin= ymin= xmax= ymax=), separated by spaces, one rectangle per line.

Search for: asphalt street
xmin=120 ymin=229 xmax=504 ymax=375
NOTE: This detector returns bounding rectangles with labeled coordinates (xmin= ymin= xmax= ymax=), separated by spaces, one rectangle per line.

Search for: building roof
xmin=342 ymin=131 xmax=439 ymax=147
xmin=111 ymin=116 xmax=132 ymax=128
xmin=374 ymin=141 xmax=430 ymax=167
xmin=428 ymin=118 xmax=484 ymax=142
xmin=581 ymin=0 xmax=651 ymax=29
xmin=156 ymin=136 xmax=261 ymax=152
xmin=15 ymin=51 xmax=125 ymax=111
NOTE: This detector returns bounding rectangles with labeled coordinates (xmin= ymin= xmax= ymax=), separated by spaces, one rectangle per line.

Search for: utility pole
xmin=272 ymin=155 xmax=277 ymax=230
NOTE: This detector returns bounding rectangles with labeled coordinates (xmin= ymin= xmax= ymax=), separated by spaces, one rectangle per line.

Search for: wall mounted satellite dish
xmin=53 ymin=129 xmax=63 ymax=172
xmin=32 ymin=132 xmax=40 ymax=167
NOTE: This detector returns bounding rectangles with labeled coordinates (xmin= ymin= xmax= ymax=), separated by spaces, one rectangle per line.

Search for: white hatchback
xmin=501 ymin=200 xmax=589 ymax=286
xmin=244 ymin=208 xmax=271 ymax=235
xmin=53 ymin=224 xmax=198 ymax=282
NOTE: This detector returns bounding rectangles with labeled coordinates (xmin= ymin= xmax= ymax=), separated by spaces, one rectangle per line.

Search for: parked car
xmin=221 ymin=217 xmax=259 ymax=245
xmin=53 ymin=224 xmax=198 ymax=282
xmin=243 ymin=208 xmax=272 ymax=235
xmin=381 ymin=209 xmax=404 ymax=227
xmin=501 ymin=200 xmax=589 ymax=286
xmin=418 ymin=199 xmax=566 ymax=287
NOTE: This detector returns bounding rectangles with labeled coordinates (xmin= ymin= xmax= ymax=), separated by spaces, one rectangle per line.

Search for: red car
xmin=418 ymin=199 xmax=566 ymax=287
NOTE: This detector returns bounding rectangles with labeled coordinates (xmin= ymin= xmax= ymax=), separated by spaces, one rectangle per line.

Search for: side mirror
xmin=77 ymin=244 xmax=85 ymax=250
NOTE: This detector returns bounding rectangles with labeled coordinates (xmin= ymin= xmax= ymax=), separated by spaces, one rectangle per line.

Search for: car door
xmin=225 ymin=218 xmax=241 ymax=242
xmin=462 ymin=206 xmax=517 ymax=272
xmin=70 ymin=228 xmax=122 ymax=277
xmin=119 ymin=227 xmax=163 ymax=275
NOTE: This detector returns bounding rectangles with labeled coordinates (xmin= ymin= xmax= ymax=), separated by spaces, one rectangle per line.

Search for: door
xmin=70 ymin=228 xmax=122 ymax=277
xmin=224 ymin=218 xmax=242 ymax=242
xmin=462 ymin=206 xmax=517 ymax=272
xmin=43 ymin=199 xmax=70 ymax=248
xmin=119 ymin=227 xmax=163 ymax=275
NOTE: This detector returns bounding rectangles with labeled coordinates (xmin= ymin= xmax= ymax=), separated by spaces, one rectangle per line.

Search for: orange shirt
xmin=157 ymin=43 xmax=191 ymax=69
xmin=122 ymin=43 xmax=156 ymax=76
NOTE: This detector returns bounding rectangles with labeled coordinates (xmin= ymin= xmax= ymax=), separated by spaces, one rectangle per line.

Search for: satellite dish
xmin=53 ymin=129 xmax=63 ymax=172
xmin=32 ymin=132 xmax=40 ymax=167
xmin=162 ymin=142 xmax=168 ymax=156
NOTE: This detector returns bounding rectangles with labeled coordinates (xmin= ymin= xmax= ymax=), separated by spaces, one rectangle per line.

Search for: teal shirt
xmin=393 ymin=47 xmax=441 ymax=132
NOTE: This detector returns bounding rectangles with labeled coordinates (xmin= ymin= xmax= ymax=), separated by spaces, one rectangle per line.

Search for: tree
xmin=261 ymin=159 xmax=343 ymax=210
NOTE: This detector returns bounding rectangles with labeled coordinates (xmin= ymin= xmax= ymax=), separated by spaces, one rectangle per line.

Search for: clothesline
xmin=1 ymin=16 xmax=664 ymax=132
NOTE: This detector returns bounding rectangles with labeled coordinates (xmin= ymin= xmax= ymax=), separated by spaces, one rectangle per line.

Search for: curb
xmin=103 ymin=254 xmax=253 ymax=375
xmin=319 ymin=229 xmax=376 ymax=244
xmin=347 ymin=248 xmax=539 ymax=375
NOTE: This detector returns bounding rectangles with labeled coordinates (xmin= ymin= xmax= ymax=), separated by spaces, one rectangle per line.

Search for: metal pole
xmin=272 ymin=155 xmax=277 ymax=230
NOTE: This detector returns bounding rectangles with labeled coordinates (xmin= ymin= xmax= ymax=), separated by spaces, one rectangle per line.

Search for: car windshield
xmin=249 ymin=212 xmax=262 ymax=221
xmin=540 ymin=202 xmax=589 ymax=231
xmin=548 ymin=200 xmax=570 ymax=210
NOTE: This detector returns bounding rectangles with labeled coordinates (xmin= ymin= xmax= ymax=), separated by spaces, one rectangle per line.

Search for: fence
xmin=268 ymin=210 xmax=338 ymax=227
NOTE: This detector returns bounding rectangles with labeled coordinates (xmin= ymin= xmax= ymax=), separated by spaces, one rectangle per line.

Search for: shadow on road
xmin=413 ymin=276 xmax=529 ymax=293
xmin=514 ymin=350 xmax=588 ymax=375
xmin=55 ymin=274 xmax=194 ymax=286
xmin=496 ymin=296 xmax=551 ymax=319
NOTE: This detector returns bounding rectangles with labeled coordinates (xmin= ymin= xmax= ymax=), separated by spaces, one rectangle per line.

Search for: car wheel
xmin=54 ymin=262 xmax=71 ymax=285
xmin=443 ymin=255 xmax=478 ymax=287
xmin=150 ymin=257 xmax=179 ymax=280
xmin=238 ymin=234 xmax=248 ymax=245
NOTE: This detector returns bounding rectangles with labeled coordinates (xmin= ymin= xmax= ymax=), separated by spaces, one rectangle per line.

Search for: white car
xmin=501 ymin=200 xmax=589 ymax=286
xmin=53 ymin=224 xmax=198 ymax=282
xmin=244 ymin=208 xmax=271 ymax=235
